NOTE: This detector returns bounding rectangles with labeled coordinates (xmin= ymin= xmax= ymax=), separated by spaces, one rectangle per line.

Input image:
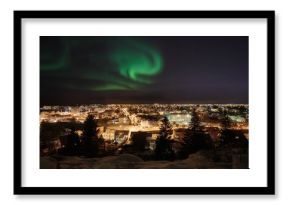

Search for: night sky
xmin=40 ymin=36 xmax=248 ymax=105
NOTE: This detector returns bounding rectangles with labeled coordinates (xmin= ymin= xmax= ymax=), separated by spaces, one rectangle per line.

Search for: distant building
xmin=114 ymin=130 xmax=129 ymax=144
xmin=140 ymin=120 xmax=158 ymax=128
xmin=166 ymin=113 xmax=191 ymax=125
xmin=228 ymin=115 xmax=246 ymax=123
xmin=102 ymin=128 xmax=115 ymax=141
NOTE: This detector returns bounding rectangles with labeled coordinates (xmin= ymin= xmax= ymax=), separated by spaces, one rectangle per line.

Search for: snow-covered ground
xmin=40 ymin=152 xmax=235 ymax=169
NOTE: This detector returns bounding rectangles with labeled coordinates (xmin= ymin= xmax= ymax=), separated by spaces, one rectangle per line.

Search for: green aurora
xmin=40 ymin=37 xmax=163 ymax=91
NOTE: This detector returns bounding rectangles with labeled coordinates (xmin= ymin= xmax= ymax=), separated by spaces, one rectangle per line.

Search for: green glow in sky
xmin=111 ymin=39 xmax=163 ymax=85
xmin=40 ymin=37 xmax=163 ymax=91
xmin=40 ymin=41 xmax=69 ymax=71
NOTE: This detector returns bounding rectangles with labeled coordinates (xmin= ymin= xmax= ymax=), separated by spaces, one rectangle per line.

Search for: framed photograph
xmin=14 ymin=10 xmax=275 ymax=195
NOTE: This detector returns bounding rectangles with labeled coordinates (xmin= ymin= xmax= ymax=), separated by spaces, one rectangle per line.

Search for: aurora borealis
xmin=41 ymin=37 xmax=163 ymax=92
xmin=40 ymin=36 xmax=248 ymax=105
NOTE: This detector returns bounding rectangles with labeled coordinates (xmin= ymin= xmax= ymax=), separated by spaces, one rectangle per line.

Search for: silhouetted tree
xmin=220 ymin=109 xmax=231 ymax=130
xmin=218 ymin=110 xmax=248 ymax=164
xmin=219 ymin=130 xmax=248 ymax=150
xmin=219 ymin=109 xmax=243 ymax=147
xmin=82 ymin=114 xmax=99 ymax=157
xmin=40 ymin=122 xmax=63 ymax=142
xmin=59 ymin=129 xmax=80 ymax=155
xmin=131 ymin=132 xmax=147 ymax=152
xmin=155 ymin=116 xmax=174 ymax=160
xmin=83 ymin=115 xmax=97 ymax=142
xmin=40 ymin=122 xmax=64 ymax=155
xmin=188 ymin=108 xmax=202 ymax=132
xmin=181 ymin=108 xmax=213 ymax=158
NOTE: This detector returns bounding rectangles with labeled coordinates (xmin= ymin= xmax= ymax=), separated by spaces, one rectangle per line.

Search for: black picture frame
xmin=14 ymin=10 xmax=275 ymax=195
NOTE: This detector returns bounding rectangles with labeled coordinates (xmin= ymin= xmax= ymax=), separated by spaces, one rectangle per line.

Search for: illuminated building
xmin=166 ymin=113 xmax=191 ymax=125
